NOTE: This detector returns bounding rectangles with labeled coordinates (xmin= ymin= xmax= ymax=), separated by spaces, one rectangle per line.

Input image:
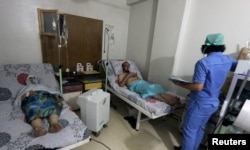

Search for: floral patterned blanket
xmin=0 ymin=63 xmax=90 ymax=150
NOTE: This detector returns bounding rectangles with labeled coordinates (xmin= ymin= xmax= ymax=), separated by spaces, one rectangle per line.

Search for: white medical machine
xmin=77 ymin=89 xmax=110 ymax=136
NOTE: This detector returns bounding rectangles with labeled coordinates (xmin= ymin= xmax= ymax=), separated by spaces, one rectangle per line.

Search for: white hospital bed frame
xmin=107 ymin=86 xmax=169 ymax=130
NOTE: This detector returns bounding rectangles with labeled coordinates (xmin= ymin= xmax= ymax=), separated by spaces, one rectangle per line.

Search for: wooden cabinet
xmin=61 ymin=71 xmax=103 ymax=109
xmin=80 ymin=70 xmax=102 ymax=91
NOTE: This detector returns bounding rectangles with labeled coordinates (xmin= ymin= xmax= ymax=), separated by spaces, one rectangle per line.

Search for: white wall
xmin=0 ymin=0 xmax=130 ymax=65
xmin=126 ymin=0 xmax=147 ymax=5
xmin=173 ymin=0 xmax=250 ymax=96
xmin=128 ymin=0 xmax=250 ymax=97
xmin=127 ymin=0 xmax=186 ymax=93
xmin=148 ymin=0 xmax=186 ymax=91
xmin=126 ymin=0 xmax=158 ymax=79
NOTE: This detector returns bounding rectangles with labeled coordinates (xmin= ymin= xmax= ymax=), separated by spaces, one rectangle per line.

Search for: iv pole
xmin=57 ymin=14 xmax=68 ymax=94
xmin=104 ymin=25 xmax=114 ymax=92
xmin=57 ymin=16 xmax=63 ymax=94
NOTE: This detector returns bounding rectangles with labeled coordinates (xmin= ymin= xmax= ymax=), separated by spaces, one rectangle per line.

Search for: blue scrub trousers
xmin=181 ymin=100 xmax=219 ymax=150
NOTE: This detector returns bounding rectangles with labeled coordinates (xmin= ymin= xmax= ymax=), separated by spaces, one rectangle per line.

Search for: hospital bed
xmin=0 ymin=63 xmax=90 ymax=150
xmin=99 ymin=59 xmax=185 ymax=130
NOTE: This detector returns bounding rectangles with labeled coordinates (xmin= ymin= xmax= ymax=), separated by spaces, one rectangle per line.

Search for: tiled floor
xmin=72 ymin=95 xmax=205 ymax=150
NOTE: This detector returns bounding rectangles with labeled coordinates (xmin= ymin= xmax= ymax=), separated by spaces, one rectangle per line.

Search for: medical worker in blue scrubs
xmin=171 ymin=33 xmax=239 ymax=150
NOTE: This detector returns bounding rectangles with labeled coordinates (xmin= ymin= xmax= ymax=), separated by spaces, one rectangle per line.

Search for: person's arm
xmin=172 ymin=60 xmax=205 ymax=92
xmin=21 ymin=90 xmax=36 ymax=101
xmin=173 ymin=81 xmax=204 ymax=92
xmin=237 ymin=47 xmax=249 ymax=60
xmin=55 ymin=94 xmax=63 ymax=104
xmin=118 ymin=73 xmax=136 ymax=87
xmin=118 ymin=73 xmax=129 ymax=87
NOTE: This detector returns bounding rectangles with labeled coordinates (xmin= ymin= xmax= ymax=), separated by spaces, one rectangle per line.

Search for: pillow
xmin=110 ymin=60 xmax=143 ymax=79
xmin=107 ymin=75 xmax=118 ymax=89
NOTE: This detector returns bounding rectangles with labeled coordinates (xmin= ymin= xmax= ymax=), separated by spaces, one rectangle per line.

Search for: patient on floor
xmin=14 ymin=75 xmax=63 ymax=137
xmin=118 ymin=61 xmax=180 ymax=106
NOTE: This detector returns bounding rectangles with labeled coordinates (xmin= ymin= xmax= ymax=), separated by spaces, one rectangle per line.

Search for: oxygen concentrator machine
xmin=77 ymin=89 xmax=110 ymax=136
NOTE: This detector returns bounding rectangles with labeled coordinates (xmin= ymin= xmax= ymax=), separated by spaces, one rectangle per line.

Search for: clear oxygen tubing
xmin=59 ymin=65 xmax=63 ymax=94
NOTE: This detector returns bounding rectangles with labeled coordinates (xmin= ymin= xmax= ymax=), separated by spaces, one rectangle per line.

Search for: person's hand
xmin=21 ymin=90 xmax=36 ymax=101
xmin=56 ymin=96 xmax=63 ymax=103
xmin=172 ymin=81 xmax=181 ymax=86
xmin=238 ymin=47 xmax=249 ymax=60
xmin=240 ymin=47 xmax=248 ymax=55
xmin=128 ymin=72 xmax=137 ymax=77
xmin=29 ymin=90 xmax=36 ymax=96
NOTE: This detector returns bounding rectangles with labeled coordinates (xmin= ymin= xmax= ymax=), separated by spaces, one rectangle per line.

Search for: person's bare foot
xmin=33 ymin=127 xmax=47 ymax=137
xmin=173 ymin=101 xmax=185 ymax=108
xmin=160 ymin=94 xmax=181 ymax=106
xmin=49 ymin=123 xmax=62 ymax=133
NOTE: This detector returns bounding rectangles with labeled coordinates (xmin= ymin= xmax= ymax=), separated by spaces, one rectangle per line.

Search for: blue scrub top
xmin=189 ymin=52 xmax=237 ymax=107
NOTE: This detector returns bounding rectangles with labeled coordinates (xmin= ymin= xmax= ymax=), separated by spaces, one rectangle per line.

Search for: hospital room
xmin=1 ymin=0 xmax=250 ymax=150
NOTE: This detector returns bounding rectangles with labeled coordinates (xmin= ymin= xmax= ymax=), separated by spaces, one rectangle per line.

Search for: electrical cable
xmin=90 ymin=138 xmax=112 ymax=150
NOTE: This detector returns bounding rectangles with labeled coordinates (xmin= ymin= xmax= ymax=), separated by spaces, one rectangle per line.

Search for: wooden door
xmin=39 ymin=10 xmax=103 ymax=72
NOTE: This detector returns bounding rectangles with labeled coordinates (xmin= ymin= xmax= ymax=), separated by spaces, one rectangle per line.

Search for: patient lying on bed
xmin=118 ymin=61 xmax=180 ymax=106
xmin=14 ymin=75 xmax=63 ymax=137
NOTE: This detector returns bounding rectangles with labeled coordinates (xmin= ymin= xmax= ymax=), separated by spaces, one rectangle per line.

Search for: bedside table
xmin=62 ymin=78 xmax=83 ymax=110
xmin=80 ymin=70 xmax=102 ymax=91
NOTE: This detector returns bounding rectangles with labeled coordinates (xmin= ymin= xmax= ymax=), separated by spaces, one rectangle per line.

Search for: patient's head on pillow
xmin=122 ymin=61 xmax=130 ymax=73
xmin=26 ymin=75 xmax=39 ymax=85
xmin=110 ymin=60 xmax=143 ymax=79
